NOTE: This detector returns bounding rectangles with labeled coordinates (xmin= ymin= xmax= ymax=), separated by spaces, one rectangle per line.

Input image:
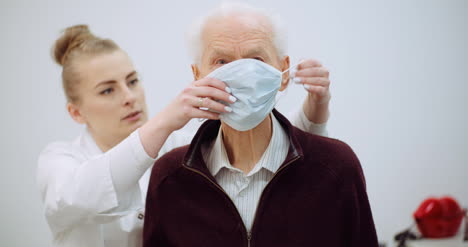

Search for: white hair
xmin=186 ymin=2 xmax=288 ymax=64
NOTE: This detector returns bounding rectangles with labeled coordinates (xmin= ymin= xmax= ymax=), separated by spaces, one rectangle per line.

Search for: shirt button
xmin=138 ymin=213 xmax=144 ymax=220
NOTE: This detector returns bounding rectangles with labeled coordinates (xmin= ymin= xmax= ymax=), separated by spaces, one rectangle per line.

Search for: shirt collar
xmin=205 ymin=127 xmax=230 ymax=176
xmin=258 ymin=114 xmax=290 ymax=173
xmin=79 ymin=128 xmax=104 ymax=157
xmin=205 ymin=113 xmax=290 ymax=177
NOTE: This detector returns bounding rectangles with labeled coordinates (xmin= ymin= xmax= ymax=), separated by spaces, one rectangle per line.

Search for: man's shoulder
xmin=292 ymin=126 xmax=355 ymax=157
xmin=149 ymin=144 xmax=190 ymax=188
xmin=291 ymin=126 xmax=362 ymax=182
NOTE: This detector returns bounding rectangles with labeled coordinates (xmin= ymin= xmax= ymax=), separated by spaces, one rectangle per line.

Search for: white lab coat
xmin=36 ymin=110 xmax=326 ymax=247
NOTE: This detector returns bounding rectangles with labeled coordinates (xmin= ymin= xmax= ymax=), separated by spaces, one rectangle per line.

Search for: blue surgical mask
xmin=207 ymin=58 xmax=292 ymax=131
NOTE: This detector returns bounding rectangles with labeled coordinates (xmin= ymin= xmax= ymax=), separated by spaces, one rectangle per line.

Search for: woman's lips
xmin=123 ymin=111 xmax=142 ymax=122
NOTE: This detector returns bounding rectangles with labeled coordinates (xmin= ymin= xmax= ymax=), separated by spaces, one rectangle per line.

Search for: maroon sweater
xmin=143 ymin=110 xmax=378 ymax=247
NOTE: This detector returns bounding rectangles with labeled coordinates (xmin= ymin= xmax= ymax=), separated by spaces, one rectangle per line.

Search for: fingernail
xmin=304 ymin=84 xmax=310 ymax=90
xmin=225 ymin=87 xmax=232 ymax=93
xmin=293 ymin=77 xmax=301 ymax=84
xmin=229 ymin=95 xmax=237 ymax=102
xmin=224 ymin=106 xmax=233 ymax=112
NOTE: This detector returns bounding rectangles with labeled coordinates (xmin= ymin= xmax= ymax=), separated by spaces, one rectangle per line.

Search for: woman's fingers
xmin=297 ymin=59 xmax=322 ymax=69
xmin=183 ymin=85 xmax=237 ymax=104
xmin=174 ymin=77 xmax=240 ymax=124
xmin=303 ymin=85 xmax=328 ymax=96
xmin=187 ymin=107 xmax=221 ymax=120
xmin=294 ymin=67 xmax=329 ymax=78
xmin=293 ymin=77 xmax=330 ymax=87
xmin=193 ymin=77 xmax=232 ymax=94
xmin=187 ymin=95 xmax=232 ymax=113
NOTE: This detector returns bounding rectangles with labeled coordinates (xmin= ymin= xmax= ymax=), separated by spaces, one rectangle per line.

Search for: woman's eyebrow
xmin=94 ymin=80 xmax=116 ymax=89
xmin=126 ymin=71 xmax=137 ymax=79
xmin=94 ymin=71 xmax=138 ymax=89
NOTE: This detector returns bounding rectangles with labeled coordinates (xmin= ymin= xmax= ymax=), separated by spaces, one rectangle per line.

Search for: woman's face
xmin=69 ymin=50 xmax=148 ymax=143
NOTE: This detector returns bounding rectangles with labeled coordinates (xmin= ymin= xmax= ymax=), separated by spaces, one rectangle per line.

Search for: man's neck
xmin=221 ymin=115 xmax=273 ymax=174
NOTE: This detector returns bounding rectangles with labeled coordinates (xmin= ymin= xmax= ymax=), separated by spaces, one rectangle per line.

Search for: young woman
xmin=37 ymin=25 xmax=329 ymax=247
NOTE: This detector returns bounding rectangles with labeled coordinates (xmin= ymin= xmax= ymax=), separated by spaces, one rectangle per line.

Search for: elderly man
xmin=143 ymin=3 xmax=378 ymax=247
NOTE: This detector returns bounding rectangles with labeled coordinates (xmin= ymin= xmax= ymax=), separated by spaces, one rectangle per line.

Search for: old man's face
xmin=192 ymin=13 xmax=290 ymax=88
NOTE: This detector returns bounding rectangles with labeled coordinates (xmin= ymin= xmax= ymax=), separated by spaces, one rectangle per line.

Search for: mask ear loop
xmin=281 ymin=60 xmax=304 ymax=75
xmin=275 ymin=60 xmax=305 ymax=104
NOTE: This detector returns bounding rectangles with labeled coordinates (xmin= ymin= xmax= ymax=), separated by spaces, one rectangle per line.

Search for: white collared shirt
xmin=37 ymin=129 xmax=190 ymax=247
xmin=203 ymin=114 xmax=290 ymax=231
xmin=36 ymin=109 xmax=325 ymax=247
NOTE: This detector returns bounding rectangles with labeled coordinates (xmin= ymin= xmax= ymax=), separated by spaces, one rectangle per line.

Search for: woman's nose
xmin=122 ymin=86 xmax=137 ymax=107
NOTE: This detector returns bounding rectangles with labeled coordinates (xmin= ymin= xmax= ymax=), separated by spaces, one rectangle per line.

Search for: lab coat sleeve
xmin=37 ymin=130 xmax=155 ymax=235
xmin=288 ymin=109 xmax=329 ymax=137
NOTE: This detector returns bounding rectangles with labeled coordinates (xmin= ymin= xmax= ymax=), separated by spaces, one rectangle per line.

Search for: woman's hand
xmin=139 ymin=78 xmax=236 ymax=158
xmin=159 ymin=77 xmax=236 ymax=132
xmin=291 ymin=59 xmax=331 ymax=124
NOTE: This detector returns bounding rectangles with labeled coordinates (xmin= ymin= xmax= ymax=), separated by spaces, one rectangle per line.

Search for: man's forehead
xmin=202 ymin=15 xmax=274 ymax=54
xmin=202 ymin=14 xmax=273 ymax=43
xmin=207 ymin=40 xmax=270 ymax=58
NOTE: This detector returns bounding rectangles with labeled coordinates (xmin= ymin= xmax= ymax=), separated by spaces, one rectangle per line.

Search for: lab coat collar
xmin=80 ymin=128 xmax=104 ymax=157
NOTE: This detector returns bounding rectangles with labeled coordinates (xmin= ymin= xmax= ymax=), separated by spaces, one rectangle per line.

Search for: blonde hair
xmin=52 ymin=25 xmax=120 ymax=103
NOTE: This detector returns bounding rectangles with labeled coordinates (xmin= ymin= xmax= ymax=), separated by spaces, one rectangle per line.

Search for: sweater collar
xmin=183 ymin=109 xmax=304 ymax=175
xmin=205 ymin=113 xmax=290 ymax=177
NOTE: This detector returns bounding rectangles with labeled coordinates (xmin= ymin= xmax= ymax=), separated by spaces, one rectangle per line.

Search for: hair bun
xmin=53 ymin=24 xmax=95 ymax=66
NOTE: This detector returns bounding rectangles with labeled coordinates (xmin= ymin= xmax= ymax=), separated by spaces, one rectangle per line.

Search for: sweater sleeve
xmin=142 ymin=150 xmax=180 ymax=246
xmin=143 ymin=144 xmax=190 ymax=246
xmin=340 ymin=147 xmax=379 ymax=247
xmin=142 ymin=172 xmax=165 ymax=247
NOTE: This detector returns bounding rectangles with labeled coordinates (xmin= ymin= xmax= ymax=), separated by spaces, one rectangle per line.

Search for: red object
xmin=413 ymin=196 xmax=465 ymax=238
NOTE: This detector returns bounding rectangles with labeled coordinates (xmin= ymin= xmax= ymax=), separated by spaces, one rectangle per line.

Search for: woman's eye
xmin=129 ymin=79 xmax=139 ymax=86
xmin=100 ymin=88 xmax=113 ymax=95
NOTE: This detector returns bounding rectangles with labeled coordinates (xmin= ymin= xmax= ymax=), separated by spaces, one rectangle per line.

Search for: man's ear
xmin=67 ymin=102 xmax=86 ymax=124
xmin=279 ymin=55 xmax=290 ymax=92
xmin=191 ymin=64 xmax=201 ymax=81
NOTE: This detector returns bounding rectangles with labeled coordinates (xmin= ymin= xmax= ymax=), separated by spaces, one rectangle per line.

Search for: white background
xmin=1 ymin=0 xmax=467 ymax=246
